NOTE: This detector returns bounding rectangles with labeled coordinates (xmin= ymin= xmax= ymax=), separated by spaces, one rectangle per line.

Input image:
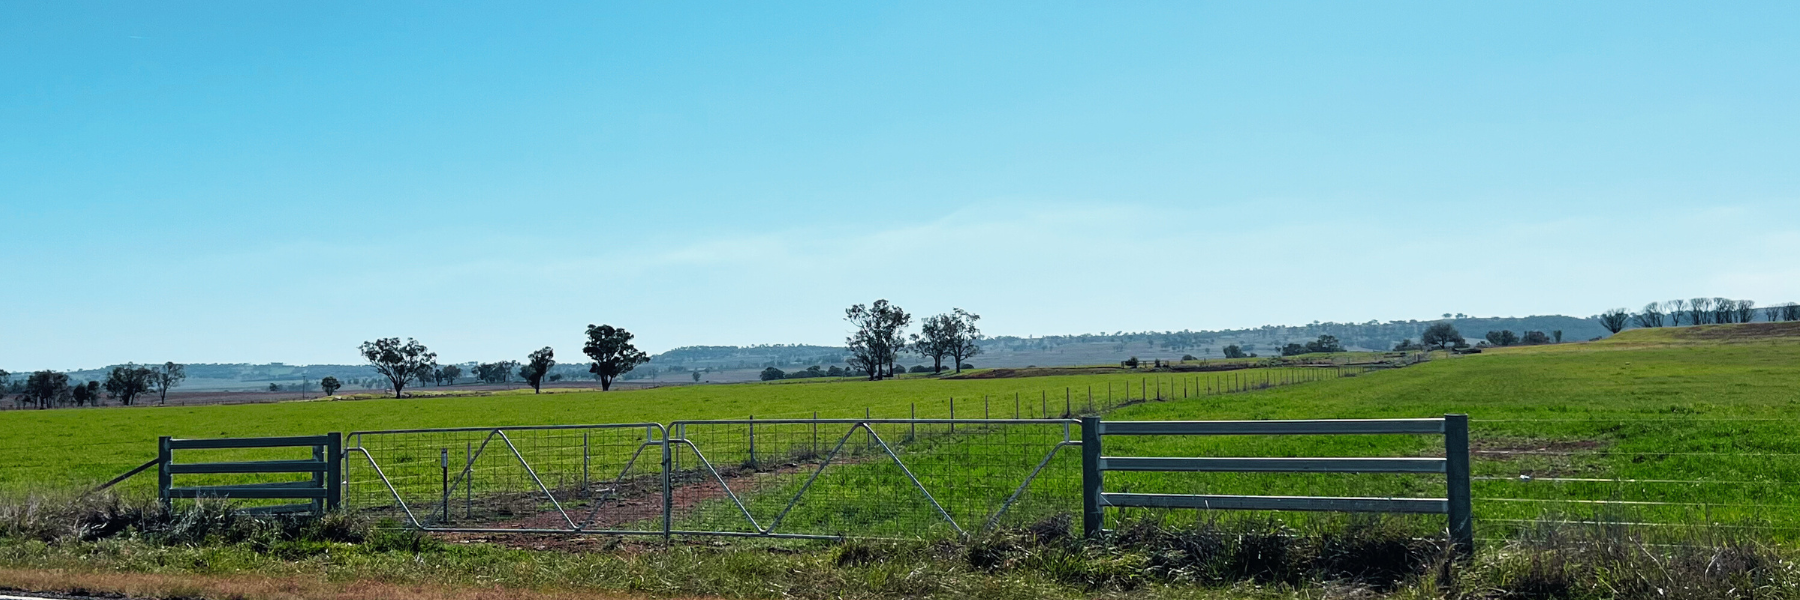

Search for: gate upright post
xmin=1445 ymin=414 xmax=1473 ymax=557
xmin=1081 ymin=416 xmax=1103 ymax=537
xmin=157 ymin=436 xmax=172 ymax=509
xmin=661 ymin=426 xmax=674 ymax=544
xmin=326 ymin=432 xmax=342 ymax=512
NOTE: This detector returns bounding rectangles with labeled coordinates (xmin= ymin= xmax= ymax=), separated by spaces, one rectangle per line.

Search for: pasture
xmin=6 ymin=323 xmax=1800 ymax=539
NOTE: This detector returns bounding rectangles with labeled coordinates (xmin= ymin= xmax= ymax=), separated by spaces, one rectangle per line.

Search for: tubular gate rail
xmin=158 ymin=433 xmax=342 ymax=516
xmin=1081 ymin=415 xmax=1472 ymax=553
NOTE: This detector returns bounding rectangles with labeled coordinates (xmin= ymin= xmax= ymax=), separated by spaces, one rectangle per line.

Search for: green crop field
xmin=6 ymin=323 xmax=1800 ymax=540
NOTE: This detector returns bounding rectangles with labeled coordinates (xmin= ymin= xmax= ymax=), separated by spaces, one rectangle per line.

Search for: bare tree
xmin=1712 ymin=298 xmax=1735 ymax=324
xmin=1687 ymin=298 xmax=1713 ymax=325
xmin=945 ymin=308 xmax=982 ymax=374
xmin=1633 ymin=302 xmax=1664 ymax=328
xmin=520 ymin=347 xmax=555 ymax=394
xmin=153 ymin=362 xmax=186 ymax=405
xmin=583 ymin=324 xmax=649 ymax=391
xmin=1785 ymin=303 xmax=1800 ymax=322
xmin=1736 ymin=299 xmax=1757 ymax=323
xmin=1666 ymin=299 xmax=1689 ymax=326
xmin=359 ymin=338 xmax=438 ymax=398
xmin=1598 ymin=309 xmax=1631 ymax=334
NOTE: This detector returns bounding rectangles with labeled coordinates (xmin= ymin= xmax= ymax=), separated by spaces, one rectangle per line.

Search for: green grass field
xmin=0 ymin=366 xmax=1335 ymax=489
xmin=7 ymin=323 xmax=1800 ymax=539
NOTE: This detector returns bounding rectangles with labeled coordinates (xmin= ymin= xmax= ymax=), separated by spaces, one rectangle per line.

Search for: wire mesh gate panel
xmin=346 ymin=424 xmax=668 ymax=535
xmin=667 ymin=419 xmax=1082 ymax=539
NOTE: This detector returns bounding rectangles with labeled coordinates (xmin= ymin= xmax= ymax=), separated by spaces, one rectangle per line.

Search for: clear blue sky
xmin=5 ymin=2 xmax=1799 ymax=370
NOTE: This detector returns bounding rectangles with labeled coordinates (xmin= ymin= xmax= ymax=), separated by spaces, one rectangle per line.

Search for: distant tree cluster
xmin=473 ymin=361 xmax=517 ymax=384
xmin=1280 ymin=335 xmax=1344 ymax=356
xmin=1482 ymin=330 xmax=1552 ymax=347
xmin=761 ymin=365 xmax=844 ymax=381
xmin=4 ymin=361 xmax=187 ymax=409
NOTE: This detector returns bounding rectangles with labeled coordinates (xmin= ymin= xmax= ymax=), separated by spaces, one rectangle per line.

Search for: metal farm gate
xmin=125 ymin=415 xmax=1473 ymax=544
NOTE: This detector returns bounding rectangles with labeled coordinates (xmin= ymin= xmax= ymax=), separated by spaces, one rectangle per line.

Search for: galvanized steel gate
xmin=138 ymin=415 xmax=1473 ymax=545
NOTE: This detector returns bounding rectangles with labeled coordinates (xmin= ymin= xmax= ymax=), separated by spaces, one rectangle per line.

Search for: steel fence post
xmin=1445 ymin=414 xmax=1473 ymax=557
xmin=1081 ymin=416 xmax=1103 ymax=537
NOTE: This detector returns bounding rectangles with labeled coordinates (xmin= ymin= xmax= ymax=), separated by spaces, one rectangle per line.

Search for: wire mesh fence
xmin=345 ymin=424 xmax=668 ymax=535
xmin=666 ymin=419 xmax=1081 ymax=539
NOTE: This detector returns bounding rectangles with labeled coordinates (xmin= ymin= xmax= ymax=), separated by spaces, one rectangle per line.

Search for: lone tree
xmin=320 ymin=376 xmax=342 ymax=396
xmin=1421 ymin=323 xmax=1463 ymax=350
xmin=103 ymin=364 xmax=157 ymax=406
xmin=153 ymin=362 xmax=185 ymax=405
xmin=583 ymin=324 xmax=649 ymax=391
xmin=945 ymin=308 xmax=982 ymax=374
xmin=359 ymin=337 xmax=437 ymax=398
xmin=845 ymin=300 xmax=911 ymax=380
xmin=1598 ymin=309 xmax=1631 ymax=334
xmin=520 ymin=347 xmax=555 ymax=394
xmin=910 ymin=314 xmax=955 ymax=374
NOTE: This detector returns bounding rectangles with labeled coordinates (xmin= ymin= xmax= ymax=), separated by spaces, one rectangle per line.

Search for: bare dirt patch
xmin=1668 ymin=322 xmax=1800 ymax=343
xmin=1465 ymin=438 xmax=1611 ymax=478
xmin=0 ymin=568 xmax=650 ymax=600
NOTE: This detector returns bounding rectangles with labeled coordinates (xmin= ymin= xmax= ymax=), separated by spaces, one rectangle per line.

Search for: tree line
xmin=357 ymin=323 xmax=649 ymax=398
xmin=1598 ymin=298 xmax=1800 ymax=334
xmin=2 ymin=362 xmax=186 ymax=409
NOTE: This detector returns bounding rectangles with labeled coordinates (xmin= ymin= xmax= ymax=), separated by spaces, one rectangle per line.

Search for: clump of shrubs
xmin=0 ymin=492 xmax=418 ymax=554
xmin=966 ymin=515 xmax=1440 ymax=592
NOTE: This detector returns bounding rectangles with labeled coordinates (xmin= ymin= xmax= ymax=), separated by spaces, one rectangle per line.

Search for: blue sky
xmin=5 ymin=2 xmax=1799 ymax=370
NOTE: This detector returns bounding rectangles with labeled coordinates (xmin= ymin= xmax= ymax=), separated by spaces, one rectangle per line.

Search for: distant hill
xmin=39 ymin=314 xmax=1611 ymax=388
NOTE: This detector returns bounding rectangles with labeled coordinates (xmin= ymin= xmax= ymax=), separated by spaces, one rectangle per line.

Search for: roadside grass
xmin=3 ymin=495 xmax=1796 ymax=600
